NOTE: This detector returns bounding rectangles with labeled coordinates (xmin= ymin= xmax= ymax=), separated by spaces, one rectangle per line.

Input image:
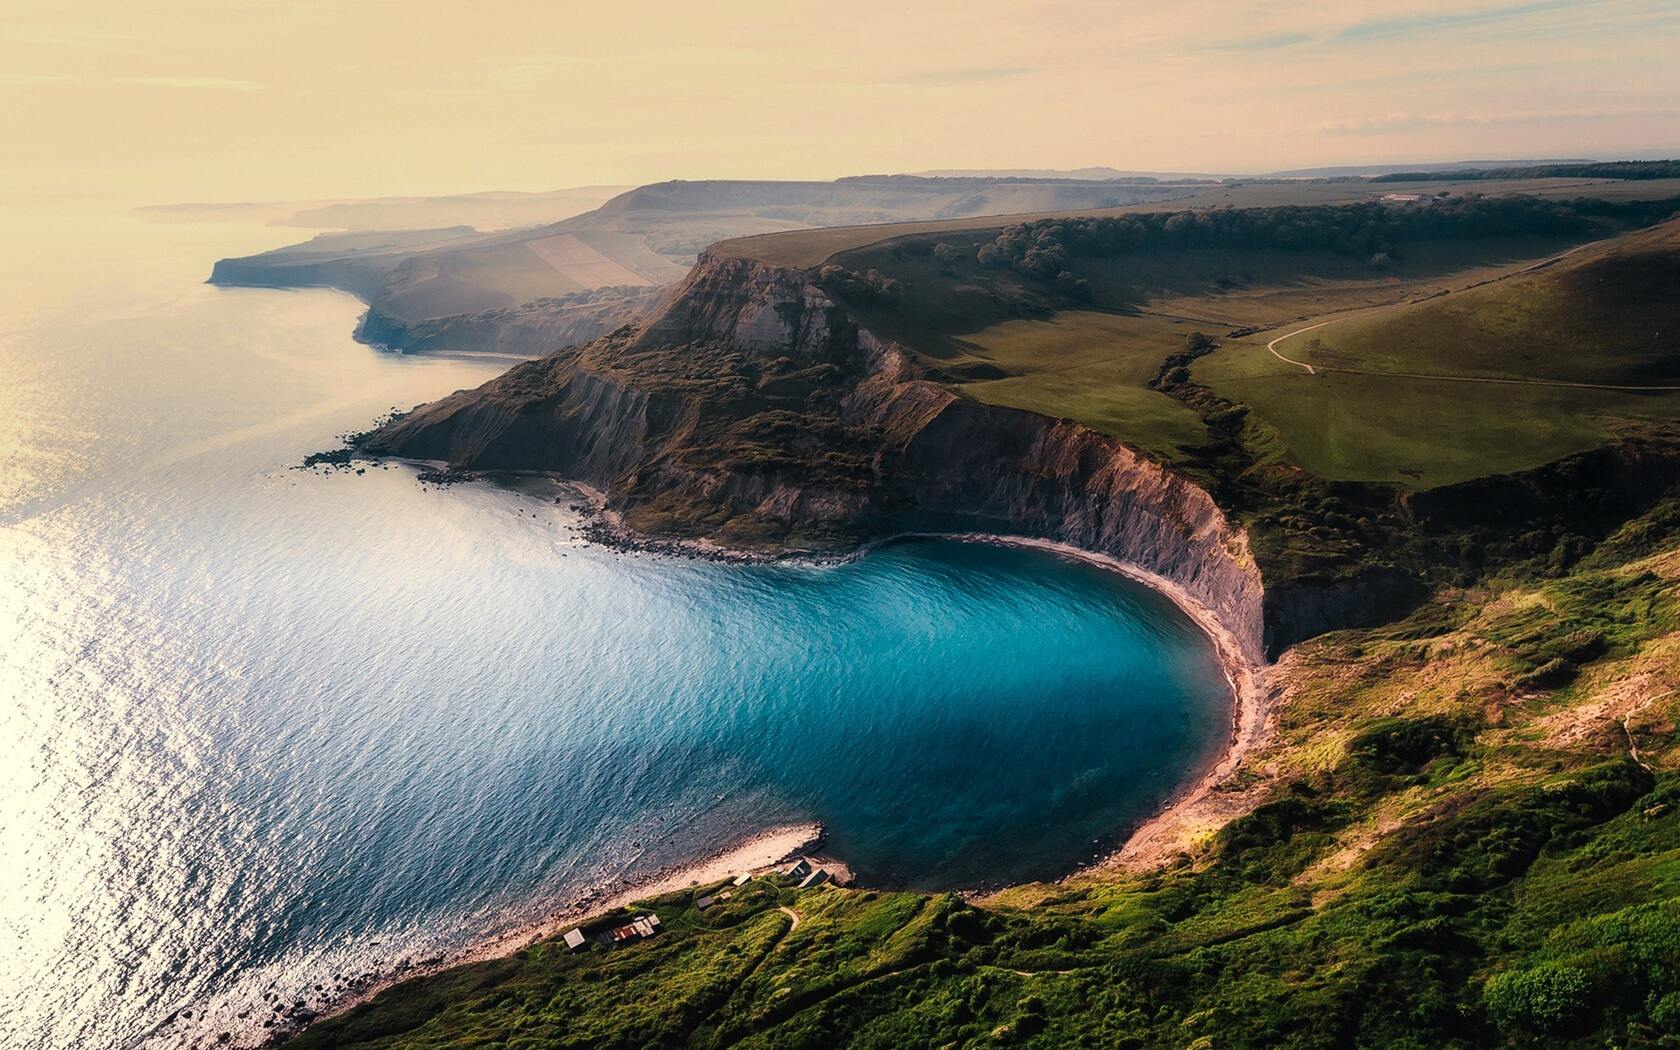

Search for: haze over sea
xmin=0 ymin=204 xmax=1230 ymax=1049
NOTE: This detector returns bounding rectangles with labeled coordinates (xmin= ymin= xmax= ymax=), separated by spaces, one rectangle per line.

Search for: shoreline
xmin=272 ymin=459 xmax=1271 ymax=1044
xmin=466 ymin=471 xmax=1274 ymax=872
xmin=261 ymin=823 xmax=828 ymax=1046
xmin=521 ymin=478 xmax=1273 ymax=872
xmin=931 ymin=534 xmax=1272 ymax=873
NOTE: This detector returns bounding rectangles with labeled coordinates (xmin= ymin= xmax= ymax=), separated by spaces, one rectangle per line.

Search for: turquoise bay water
xmin=0 ymin=206 xmax=1230 ymax=1048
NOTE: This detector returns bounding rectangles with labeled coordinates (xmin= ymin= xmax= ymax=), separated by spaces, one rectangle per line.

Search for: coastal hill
xmin=208 ymin=176 xmax=1206 ymax=357
xmin=353 ymin=174 xmax=1680 ymax=655
xmin=140 ymin=184 xmax=631 ymax=233
xmin=294 ymin=165 xmax=1680 ymax=1047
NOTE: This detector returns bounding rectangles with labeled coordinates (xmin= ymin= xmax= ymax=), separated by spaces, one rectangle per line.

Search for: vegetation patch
xmin=290 ymin=507 xmax=1680 ymax=1049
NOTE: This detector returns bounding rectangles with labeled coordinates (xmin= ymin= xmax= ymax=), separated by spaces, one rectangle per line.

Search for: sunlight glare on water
xmin=0 ymin=203 xmax=1230 ymax=1049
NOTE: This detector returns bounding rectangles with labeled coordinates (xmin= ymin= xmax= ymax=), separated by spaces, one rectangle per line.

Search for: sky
xmin=2 ymin=0 xmax=1677 ymax=203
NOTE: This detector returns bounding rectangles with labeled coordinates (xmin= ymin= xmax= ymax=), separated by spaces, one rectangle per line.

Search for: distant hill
xmin=210 ymin=176 xmax=1208 ymax=326
xmin=1268 ymin=158 xmax=1591 ymax=178
xmin=1371 ymin=159 xmax=1680 ymax=182
xmin=909 ymin=166 xmax=1232 ymax=181
xmin=276 ymin=186 xmax=631 ymax=231
xmin=141 ymin=185 xmax=630 ymax=232
xmin=910 ymin=161 xmax=1608 ymax=180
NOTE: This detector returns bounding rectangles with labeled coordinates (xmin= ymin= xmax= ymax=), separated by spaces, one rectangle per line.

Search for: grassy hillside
xmin=816 ymin=197 xmax=1680 ymax=483
xmin=290 ymin=506 xmax=1680 ymax=1049
xmin=950 ymin=312 xmax=1210 ymax=460
xmin=807 ymin=192 xmax=1680 ymax=491
xmin=1261 ymin=222 xmax=1680 ymax=385
xmin=1195 ymin=219 xmax=1680 ymax=486
xmin=720 ymin=176 xmax=1680 ymax=267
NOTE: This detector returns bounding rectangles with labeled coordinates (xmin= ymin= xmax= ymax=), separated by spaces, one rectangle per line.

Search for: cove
xmin=0 ymin=208 xmax=1230 ymax=1049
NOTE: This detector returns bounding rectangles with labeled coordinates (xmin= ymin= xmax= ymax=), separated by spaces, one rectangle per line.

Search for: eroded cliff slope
xmin=358 ymin=244 xmax=1680 ymax=662
xmin=361 ymin=250 xmax=1271 ymax=663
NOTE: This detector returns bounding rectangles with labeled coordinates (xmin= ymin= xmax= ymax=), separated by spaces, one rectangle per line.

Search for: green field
xmin=1190 ymin=220 xmax=1680 ymax=487
xmin=1272 ymin=223 xmax=1680 ymax=386
xmin=1193 ymin=351 xmax=1680 ymax=486
xmin=946 ymin=312 xmax=1210 ymax=458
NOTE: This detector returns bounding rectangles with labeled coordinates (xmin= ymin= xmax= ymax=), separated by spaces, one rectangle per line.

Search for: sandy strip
xmin=917 ymin=534 xmax=1274 ymax=873
xmin=285 ymin=823 xmax=823 ymax=1040
xmin=486 ymin=481 xmax=1277 ymax=871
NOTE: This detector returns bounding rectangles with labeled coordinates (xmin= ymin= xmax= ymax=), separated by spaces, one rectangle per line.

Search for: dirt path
xmin=1262 ymin=320 xmax=1680 ymax=392
xmin=1265 ymin=321 xmax=1332 ymax=373
xmin=777 ymin=906 xmax=802 ymax=932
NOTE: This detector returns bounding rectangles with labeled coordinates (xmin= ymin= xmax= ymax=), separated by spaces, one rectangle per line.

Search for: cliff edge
xmin=361 ymin=249 xmax=1271 ymax=664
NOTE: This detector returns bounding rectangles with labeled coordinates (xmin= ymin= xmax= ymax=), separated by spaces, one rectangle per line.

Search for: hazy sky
xmin=3 ymin=0 xmax=1677 ymax=202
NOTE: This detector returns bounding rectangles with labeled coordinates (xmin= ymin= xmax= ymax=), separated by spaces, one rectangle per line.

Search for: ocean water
xmin=0 ymin=205 xmax=1231 ymax=1049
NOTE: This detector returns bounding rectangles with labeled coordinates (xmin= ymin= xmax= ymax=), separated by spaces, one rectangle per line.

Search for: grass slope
xmin=1276 ymin=222 xmax=1680 ymax=385
xmin=1196 ymin=220 xmax=1680 ymax=486
xmin=809 ymin=193 xmax=1680 ymax=490
xmin=291 ymin=504 xmax=1680 ymax=1049
xmin=953 ymin=312 xmax=1209 ymax=459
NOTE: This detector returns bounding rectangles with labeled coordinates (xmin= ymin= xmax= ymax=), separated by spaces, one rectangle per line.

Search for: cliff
xmin=358 ymin=246 xmax=1680 ymax=662
xmin=363 ymin=250 xmax=1271 ymax=664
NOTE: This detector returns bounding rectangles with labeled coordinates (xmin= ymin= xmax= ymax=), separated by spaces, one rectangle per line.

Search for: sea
xmin=0 ymin=202 xmax=1231 ymax=1048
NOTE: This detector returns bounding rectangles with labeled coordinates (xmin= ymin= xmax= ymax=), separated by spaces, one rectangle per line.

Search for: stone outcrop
xmin=625 ymin=253 xmax=851 ymax=360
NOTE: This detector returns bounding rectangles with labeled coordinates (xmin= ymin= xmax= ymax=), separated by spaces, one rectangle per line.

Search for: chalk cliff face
xmin=861 ymin=385 xmax=1267 ymax=663
xmin=625 ymin=254 xmax=851 ymax=359
xmin=362 ymin=249 xmax=1272 ymax=663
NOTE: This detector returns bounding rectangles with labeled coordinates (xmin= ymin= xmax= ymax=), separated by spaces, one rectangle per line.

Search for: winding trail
xmin=1261 ymin=320 xmax=1680 ymax=392
xmin=1264 ymin=322 xmax=1332 ymax=373
xmin=1255 ymin=235 xmax=1680 ymax=392
xmin=777 ymin=906 xmax=802 ymax=932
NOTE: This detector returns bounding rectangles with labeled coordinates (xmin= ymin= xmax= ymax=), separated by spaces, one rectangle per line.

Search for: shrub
xmin=1349 ymin=715 xmax=1471 ymax=775
xmin=1513 ymin=657 xmax=1578 ymax=691
xmin=1651 ymin=990 xmax=1680 ymax=1030
xmin=1483 ymin=964 xmax=1593 ymax=1034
